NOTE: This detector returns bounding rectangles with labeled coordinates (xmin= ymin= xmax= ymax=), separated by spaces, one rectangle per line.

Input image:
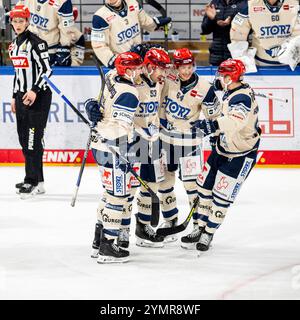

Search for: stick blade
xmin=156 ymin=222 xmax=187 ymax=236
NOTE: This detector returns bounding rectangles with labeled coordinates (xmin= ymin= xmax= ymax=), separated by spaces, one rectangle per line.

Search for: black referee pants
xmin=15 ymin=88 xmax=52 ymax=186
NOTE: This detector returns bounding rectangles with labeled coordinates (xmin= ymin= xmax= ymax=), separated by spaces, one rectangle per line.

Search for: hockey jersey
xmin=134 ymin=74 xmax=164 ymax=141
xmin=159 ymin=72 xmax=219 ymax=146
xmin=216 ymin=83 xmax=260 ymax=157
xmin=92 ymin=0 xmax=157 ymax=67
xmin=230 ymin=0 xmax=300 ymax=65
xmin=18 ymin=0 xmax=77 ymax=55
xmin=92 ymin=69 xmax=139 ymax=152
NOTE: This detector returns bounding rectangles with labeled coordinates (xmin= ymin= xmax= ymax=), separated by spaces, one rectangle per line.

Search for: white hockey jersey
xmin=159 ymin=72 xmax=219 ymax=146
xmin=92 ymin=69 xmax=139 ymax=152
xmin=134 ymin=75 xmax=164 ymax=141
xmin=91 ymin=0 xmax=157 ymax=67
xmin=216 ymin=83 xmax=260 ymax=157
xmin=18 ymin=0 xmax=78 ymax=55
xmin=230 ymin=0 xmax=300 ymax=65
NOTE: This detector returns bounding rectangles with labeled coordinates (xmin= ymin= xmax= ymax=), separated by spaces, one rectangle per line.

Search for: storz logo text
xmin=138 ymin=102 xmax=159 ymax=114
xmin=260 ymin=25 xmax=291 ymax=37
xmin=31 ymin=13 xmax=49 ymax=29
xmin=117 ymin=23 xmax=139 ymax=43
xmin=115 ymin=176 xmax=123 ymax=193
xmin=164 ymin=98 xmax=190 ymax=119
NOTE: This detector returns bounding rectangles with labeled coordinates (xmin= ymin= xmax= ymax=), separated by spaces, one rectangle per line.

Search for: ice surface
xmin=0 ymin=166 xmax=300 ymax=300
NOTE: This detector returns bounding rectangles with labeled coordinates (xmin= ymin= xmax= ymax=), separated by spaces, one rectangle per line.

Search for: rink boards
xmin=0 ymin=66 xmax=299 ymax=167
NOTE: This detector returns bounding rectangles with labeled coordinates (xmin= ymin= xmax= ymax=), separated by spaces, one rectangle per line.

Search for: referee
xmin=9 ymin=5 xmax=52 ymax=199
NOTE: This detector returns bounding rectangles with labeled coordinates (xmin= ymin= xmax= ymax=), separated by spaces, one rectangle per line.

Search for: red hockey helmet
xmin=9 ymin=5 xmax=31 ymax=20
xmin=115 ymin=52 xmax=144 ymax=76
xmin=144 ymin=48 xmax=171 ymax=69
xmin=217 ymin=59 xmax=246 ymax=82
xmin=173 ymin=48 xmax=195 ymax=67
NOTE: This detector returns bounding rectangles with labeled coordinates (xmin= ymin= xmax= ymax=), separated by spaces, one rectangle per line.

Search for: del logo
xmin=190 ymin=90 xmax=203 ymax=99
xmin=11 ymin=57 xmax=29 ymax=68
xmin=164 ymin=97 xmax=190 ymax=119
xmin=117 ymin=23 xmax=139 ymax=43
xmin=216 ymin=176 xmax=229 ymax=191
xmin=253 ymin=6 xmax=265 ymax=12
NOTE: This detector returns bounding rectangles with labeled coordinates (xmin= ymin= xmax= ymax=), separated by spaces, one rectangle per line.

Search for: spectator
xmin=201 ymin=0 xmax=247 ymax=66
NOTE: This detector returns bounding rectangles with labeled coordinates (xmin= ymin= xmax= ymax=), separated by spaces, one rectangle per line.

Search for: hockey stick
xmin=157 ymin=196 xmax=200 ymax=236
xmin=43 ymin=75 xmax=160 ymax=226
xmin=144 ymin=0 xmax=169 ymax=50
xmin=254 ymin=92 xmax=288 ymax=103
xmin=92 ymin=55 xmax=160 ymax=227
xmin=70 ymin=59 xmax=106 ymax=207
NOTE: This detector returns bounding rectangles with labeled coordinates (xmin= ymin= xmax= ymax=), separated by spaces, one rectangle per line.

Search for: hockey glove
xmin=191 ymin=119 xmax=219 ymax=137
xmin=209 ymin=136 xmax=218 ymax=149
xmin=84 ymin=98 xmax=103 ymax=123
xmin=53 ymin=45 xmax=71 ymax=66
xmin=153 ymin=16 xmax=172 ymax=30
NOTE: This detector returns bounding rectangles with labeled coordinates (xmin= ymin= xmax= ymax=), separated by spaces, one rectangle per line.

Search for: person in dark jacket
xmin=201 ymin=0 xmax=247 ymax=66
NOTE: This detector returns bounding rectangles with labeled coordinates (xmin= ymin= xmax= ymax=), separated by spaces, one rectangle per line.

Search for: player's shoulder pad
xmin=228 ymin=93 xmax=252 ymax=112
xmin=93 ymin=12 xmax=110 ymax=30
xmin=58 ymin=0 xmax=73 ymax=17
xmin=237 ymin=1 xmax=248 ymax=17
xmin=114 ymin=92 xmax=139 ymax=112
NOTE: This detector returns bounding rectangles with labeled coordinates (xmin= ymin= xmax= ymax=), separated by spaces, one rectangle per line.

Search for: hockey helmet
xmin=217 ymin=59 xmax=246 ymax=82
xmin=9 ymin=5 xmax=31 ymax=20
xmin=173 ymin=48 xmax=195 ymax=67
xmin=115 ymin=52 xmax=144 ymax=76
xmin=144 ymin=48 xmax=171 ymax=69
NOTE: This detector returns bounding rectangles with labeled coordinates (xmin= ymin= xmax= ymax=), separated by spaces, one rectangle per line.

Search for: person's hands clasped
xmin=22 ymin=90 xmax=37 ymax=106
xmin=217 ymin=16 xmax=231 ymax=27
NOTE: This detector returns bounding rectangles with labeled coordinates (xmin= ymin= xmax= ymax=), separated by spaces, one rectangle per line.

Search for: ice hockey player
xmin=158 ymin=48 xmax=220 ymax=247
xmin=18 ymin=0 xmax=85 ymax=66
xmin=131 ymin=47 xmax=172 ymax=248
xmin=194 ymin=59 xmax=261 ymax=252
xmin=229 ymin=0 xmax=300 ymax=71
xmin=91 ymin=0 xmax=171 ymax=68
xmin=86 ymin=51 xmax=144 ymax=263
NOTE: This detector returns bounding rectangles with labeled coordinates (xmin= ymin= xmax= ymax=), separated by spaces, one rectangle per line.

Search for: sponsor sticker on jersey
xmin=213 ymin=172 xmax=237 ymax=201
xmin=11 ymin=57 xmax=29 ymax=68
xmin=112 ymin=110 xmax=134 ymax=124
xmin=91 ymin=30 xmax=106 ymax=42
xmin=129 ymin=5 xmax=135 ymax=11
xmin=62 ymin=17 xmax=74 ymax=28
xmin=101 ymin=167 xmax=113 ymax=191
xmin=190 ymin=90 xmax=204 ymax=99
xmin=253 ymin=6 xmax=265 ymax=12
xmin=197 ymin=163 xmax=210 ymax=186
xmin=106 ymin=14 xmax=116 ymax=22
xmin=180 ymin=155 xmax=202 ymax=181
xmin=127 ymin=164 xmax=141 ymax=188
xmin=233 ymin=15 xmax=244 ymax=26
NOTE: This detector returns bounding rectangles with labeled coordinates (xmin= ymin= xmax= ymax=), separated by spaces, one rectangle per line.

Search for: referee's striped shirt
xmin=9 ymin=30 xmax=52 ymax=98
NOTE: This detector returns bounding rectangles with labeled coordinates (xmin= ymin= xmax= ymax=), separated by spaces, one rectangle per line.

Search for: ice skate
xmin=19 ymin=184 xmax=39 ymax=199
xmin=196 ymin=231 xmax=213 ymax=252
xmin=97 ymin=237 xmax=129 ymax=264
xmin=117 ymin=227 xmax=130 ymax=249
xmin=91 ymin=222 xmax=103 ymax=258
xmin=157 ymin=218 xmax=178 ymax=243
xmin=16 ymin=182 xmax=45 ymax=195
xmin=181 ymin=224 xmax=204 ymax=250
xmin=135 ymin=217 xmax=164 ymax=248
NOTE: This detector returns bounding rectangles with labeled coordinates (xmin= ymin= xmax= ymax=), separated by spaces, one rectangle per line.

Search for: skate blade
xmin=180 ymin=242 xmax=197 ymax=250
xmin=136 ymin=237 xmax=164 ymax=248
xmin=20 ymin=190 xmax=38 ymax=200
xmin=97 ymin=255 xmax=129 ymax=264
xmin=197 ymin=246 xmax=213 ymax=257
xmin=91 ymin=249 xmax=99 ymax=258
